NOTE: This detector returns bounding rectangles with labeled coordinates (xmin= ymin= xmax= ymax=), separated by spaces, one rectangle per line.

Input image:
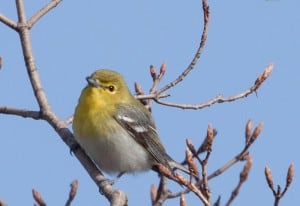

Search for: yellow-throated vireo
xmin=73 ymin=69 xmax=189 ymax=176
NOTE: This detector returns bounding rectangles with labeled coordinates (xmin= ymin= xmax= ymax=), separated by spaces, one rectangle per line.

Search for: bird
xmin=72 ymin=69 xmax=190 ymax=177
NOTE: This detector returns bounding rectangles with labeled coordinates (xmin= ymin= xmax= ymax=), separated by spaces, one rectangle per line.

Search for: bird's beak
xmin=86 ymin=76 xmax=100 ymax=88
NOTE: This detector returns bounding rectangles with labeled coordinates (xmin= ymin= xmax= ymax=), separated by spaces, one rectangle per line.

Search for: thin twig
xmin=156 ymin=0 xmax=210 ymax=95
xmin=147 ymin=63 xmax=167 ymax=110
xmin=153 ymin=176 xmax=170 ymax=206
xmin=156 ymin=164 xmax=209 ymax=205
xmin=225 ymin=157 xmax=253 ymax=206
xmin=64 ymin=115 xmax=74 ymax=125
xmin=149 ymin=63 xmax=167 ymax=94
xmin=28 ymin=0 xmax=63 ymax=28
xmin=16 ymin=0 xmax=52 ymax=113
xmin=0 ymin=13 xmax=18 ymax=31
xmin=169 ymin=121 xmax=262 ymax=199
xmin=135 ymin=93 xmax=170 ymax=100
xmin=155 ymin=64 xmax=273 ymax=109
xmin=16 ymin=0 xmax=26 ymax=23
xmin=0 ymin=106 xmax=41 ymax=119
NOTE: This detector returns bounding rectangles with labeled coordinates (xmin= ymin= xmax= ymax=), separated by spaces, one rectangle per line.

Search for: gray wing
xmin=114 ymin=103 xmax=173 ymax=171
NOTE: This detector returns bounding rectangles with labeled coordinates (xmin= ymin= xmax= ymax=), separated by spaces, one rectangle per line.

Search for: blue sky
xmin=0 ymin=1 xmax=299 ymax=205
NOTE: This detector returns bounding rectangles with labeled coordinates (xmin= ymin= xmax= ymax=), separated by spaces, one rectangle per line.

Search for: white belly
xmin=76 ymin=128 xmax=154 ymax=174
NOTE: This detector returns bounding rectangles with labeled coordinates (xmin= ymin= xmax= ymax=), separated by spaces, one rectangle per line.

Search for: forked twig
xmin=265 ymin=164 xmax=294 ymax=206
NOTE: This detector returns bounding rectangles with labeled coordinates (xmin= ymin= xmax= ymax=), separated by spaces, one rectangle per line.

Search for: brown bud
xmin=186 ymin=139 xmax=197 ymax=156
xmin=134 ymin=82 xmax=149 ymax=106
xmin=69 ymin=179 xmax=78 ymax=202
xmin=207 ymin=124 xmax=214 ymax=146
xmin=245 ymin=119 xmax=252 ymax=144
xmin=249 ymin=123 xmax=263 ymax=144
xmin=150 ymin=65 xmax=157 ymax=81
xmin=186 ymin=148 xmax=199 ymax=178
xmin=134 ymin=82 xmax=145 ymax=95
xmin=198 ymin=124 xmax=215 ymax=153
xmin=158 ymin=61 xmax=166 ymax=80
xmin=156 ymin=163 xmax=176 ymax=181
xmin=32 ymin=189 xmax=46 ymax=206
xmin=265 ymin=166 xmax=274 ymax=190
xmin=254 ymin=64 xmax=273 ymax=90
xmin=286 ymin=163 xmax=294 ymax=188
xmin=240 ymin=157 xmax=252 ymax=182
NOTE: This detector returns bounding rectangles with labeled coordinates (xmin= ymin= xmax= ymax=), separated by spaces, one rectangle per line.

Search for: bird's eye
xmin=108 ymin=85 xmax=115 ymax=92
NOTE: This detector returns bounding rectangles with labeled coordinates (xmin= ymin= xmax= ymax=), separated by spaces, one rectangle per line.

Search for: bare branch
xmin=135 ymin=93 xmax=170 ymax=100
xmin=225 ymin=157 xmax=253 ymax=206
xmin=155 ymin=163 xmax=209 ymax=205
xmin=157 ymin=0 xmax=210 ymax=94
xmin=1 ymin=1 xmax=128 ymax=205
xmin=152 ymin=176 xmax=170 ymax=206
xmin=177 ymin=173 xmax=210 ymax=206
xmin=171 ymin=120 xmax=262 ymax=200
xmin=0 ymin=106 xmax=41 ymax=119
xmin=16 ymin=0 xmax=53 ymax=114
xmin=155 ymin=64 xmax=274 ymax=109
xmin=0 ymin=13 xmax=18 ymax=31
xmin=28 ymin=0 xmax=63 ymax=29
xmin=16 ymin=0 xmax=27 ymax=23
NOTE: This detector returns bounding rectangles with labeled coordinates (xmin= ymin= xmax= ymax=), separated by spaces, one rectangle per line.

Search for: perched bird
xmin=72 ymin=69 xmax=190 ymax=177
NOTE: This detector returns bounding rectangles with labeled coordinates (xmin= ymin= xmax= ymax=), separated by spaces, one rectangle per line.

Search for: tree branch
xmin=28 ymin=0 xmax=63 ymax=29
xmin=0 ymin=1 xmax=128 ymax=205
xmin=16 ymin=0 xmax=52 ymax=113
xmin=154 ymin=64 xmax=273 ymax=109
xmin=0 ymin=13 xmax=18 ymax=31
xmin=156 ymin=0 xmax=210 ymax=95
xmin=0 ymin=106 xmax=41 ymax=119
